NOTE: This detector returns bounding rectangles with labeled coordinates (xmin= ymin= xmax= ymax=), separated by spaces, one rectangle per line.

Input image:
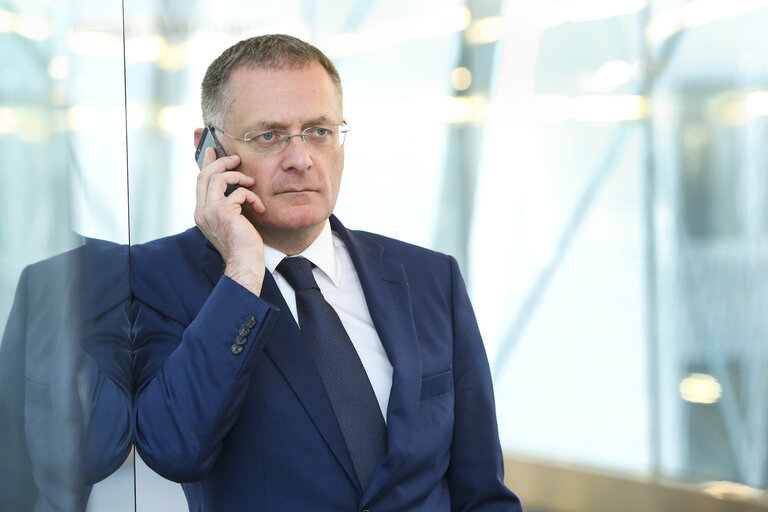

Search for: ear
xmin=193 ymin=127 xmax=205 ymax=148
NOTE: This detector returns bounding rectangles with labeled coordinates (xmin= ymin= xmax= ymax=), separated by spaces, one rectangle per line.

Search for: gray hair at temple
xmin=200 ymin=33 xmax=343 ymax=128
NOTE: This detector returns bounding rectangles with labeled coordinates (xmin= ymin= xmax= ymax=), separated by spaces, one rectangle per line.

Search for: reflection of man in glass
xmin=0 ymin=238 xmax=133 ymax=511
xmin=131 ymin=34 xmax=521 ymax=511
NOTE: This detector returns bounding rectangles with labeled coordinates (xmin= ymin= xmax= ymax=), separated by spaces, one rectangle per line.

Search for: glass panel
xmin=0 ymin=0 xmax=134 ymax=510
xmin=487 ymin=0 xmax=768 ymax=498
xmin=478 ymin=1 xmax=650 ymax=472
xmin=650 ymin=0 xmax=768 ymax=489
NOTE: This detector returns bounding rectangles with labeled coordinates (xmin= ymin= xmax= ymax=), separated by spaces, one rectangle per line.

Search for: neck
xmin=258 ymin=222 xmax=326 ymax=256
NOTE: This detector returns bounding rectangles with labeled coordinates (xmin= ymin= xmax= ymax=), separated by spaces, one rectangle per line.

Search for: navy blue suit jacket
xmin=130 ymin=216 xmax=521 ymax=512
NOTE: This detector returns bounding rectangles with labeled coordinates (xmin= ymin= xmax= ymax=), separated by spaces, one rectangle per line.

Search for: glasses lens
xmin=247 ymin=132 xmax=287 ymax=154
xmin=243 ymin=124 xmax=348 ymax=154
xmin=303 ymin=126 xmax=332 ymax=148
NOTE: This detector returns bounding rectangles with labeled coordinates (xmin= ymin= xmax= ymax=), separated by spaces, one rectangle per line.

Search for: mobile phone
xmin=195 ymin=126 xmax=239 ymax=196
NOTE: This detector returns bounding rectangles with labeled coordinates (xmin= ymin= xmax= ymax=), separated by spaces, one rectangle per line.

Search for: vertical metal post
xmin=639 ymin=0 xmax=662 ymax=479
xmin=432 ymin=0 xmax=503 ymax=279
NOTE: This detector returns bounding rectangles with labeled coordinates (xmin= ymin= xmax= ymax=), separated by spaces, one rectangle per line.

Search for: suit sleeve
xmin=131 ymin=275 xmax=278 ymax=482
xmin=445 ymin=256 xmax=522 ymax=512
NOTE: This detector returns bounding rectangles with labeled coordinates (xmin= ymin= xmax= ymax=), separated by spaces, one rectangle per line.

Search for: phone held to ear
xmin=195 ymin=126 xmax=239 ymax=196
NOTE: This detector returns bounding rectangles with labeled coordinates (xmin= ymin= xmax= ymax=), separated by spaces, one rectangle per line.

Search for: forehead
xmin=226 ymin=63 xmax=342 ymax=128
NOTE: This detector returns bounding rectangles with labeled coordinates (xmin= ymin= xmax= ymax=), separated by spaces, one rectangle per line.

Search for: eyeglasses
xmin=211 ymin=122 xmax=350 ymax=155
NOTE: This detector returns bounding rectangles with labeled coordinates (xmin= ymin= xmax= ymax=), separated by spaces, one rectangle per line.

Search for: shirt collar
xmin=263 ymin=220 xmax=340 ymax=287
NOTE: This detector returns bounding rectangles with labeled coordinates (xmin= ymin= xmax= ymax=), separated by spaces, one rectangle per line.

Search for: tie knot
xmin=277 ymin=256 xmax=319 ymax=291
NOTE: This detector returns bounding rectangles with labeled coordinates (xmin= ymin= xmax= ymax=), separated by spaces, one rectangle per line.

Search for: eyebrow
xmin=247 ymin=116 xmax=338 ymax=132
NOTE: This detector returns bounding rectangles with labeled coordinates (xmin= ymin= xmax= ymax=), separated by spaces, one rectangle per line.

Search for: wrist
xmin=224 ymin=264 xmax=264 ymax=296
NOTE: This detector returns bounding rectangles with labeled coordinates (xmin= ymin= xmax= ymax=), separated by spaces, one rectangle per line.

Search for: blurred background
xmin=1 ymin=0 xmax=767 ymax=510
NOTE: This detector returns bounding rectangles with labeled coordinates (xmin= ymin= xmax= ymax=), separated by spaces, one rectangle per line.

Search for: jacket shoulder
xmin=346 ymin=227 xmax=455 ymax=269
xmin=130 ymin=227 xmax=217 ymax=320
xmin=130 ymin=227 xmax=207 ymax=260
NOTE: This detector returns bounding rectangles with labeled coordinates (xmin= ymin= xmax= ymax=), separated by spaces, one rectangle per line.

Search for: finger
xmin=195 ymin=166 xmax=211 ymax=207
xmin=196 ymin=154 xmax=242 ymax=205
xmin=204 ymin=151 xmax=241 ymax=173
xmin=227 ymin=187 xmax=265 ymax=213
xmin=200 ymin=153 xmax=240 ymax=178
xmin=202 ymin=146 xmax=218 ymax=168
xmin=206 ymin=170 xmax=255 ymax=199
xmin=195 ymin=149 xmax=228 ymax=206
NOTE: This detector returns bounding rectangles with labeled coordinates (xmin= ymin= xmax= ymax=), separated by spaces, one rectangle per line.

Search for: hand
xmin=194 ymin=147 xmax=266 ymax=295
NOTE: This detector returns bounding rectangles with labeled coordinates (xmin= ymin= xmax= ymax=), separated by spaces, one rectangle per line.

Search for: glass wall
xmin=0 ymin=0 xmax=134 ymax=510
xmin=486 ymin=0 xmax=768 ymax=494
xmin=1 ymin=0 xmax=767 ymax=510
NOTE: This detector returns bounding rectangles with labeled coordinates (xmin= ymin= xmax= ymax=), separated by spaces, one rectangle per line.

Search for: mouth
xmin=277 ymin=188 xmax=316 ymax=194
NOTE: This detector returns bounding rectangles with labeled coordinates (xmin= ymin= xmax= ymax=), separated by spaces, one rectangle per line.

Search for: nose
xmin=280 ymin=135 xmax=312 ymax=172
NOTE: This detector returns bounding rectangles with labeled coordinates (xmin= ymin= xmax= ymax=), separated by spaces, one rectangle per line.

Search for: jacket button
xmin=235 ymin=335 xmax=247 ymax=346
xmin=244 ymin=316 xmax=256 ymax=328
xmin=231 ymin=344 xmax=243 ymax=355
xmin=238 ymin=326 xmax=250 ymax=337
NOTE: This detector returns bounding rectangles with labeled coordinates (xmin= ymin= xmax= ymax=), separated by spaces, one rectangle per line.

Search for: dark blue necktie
xmin=276 ymin=256 xmax=387 ymax=489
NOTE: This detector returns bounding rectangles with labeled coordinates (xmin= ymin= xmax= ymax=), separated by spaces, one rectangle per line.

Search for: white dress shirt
xmin=263 ymin=220 xmax=393 ymax=421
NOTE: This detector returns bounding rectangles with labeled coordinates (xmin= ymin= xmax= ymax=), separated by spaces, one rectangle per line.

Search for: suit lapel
xmin=196 ymin=233 xmax=360 ymax=490
xmin=259 ymin=272 xmax=361 ymax=491
xmin=330 ymin=217 xmax=422 ymax=501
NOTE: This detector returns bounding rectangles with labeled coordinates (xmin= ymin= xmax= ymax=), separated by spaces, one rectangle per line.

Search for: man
xmin=131 ymin=34 xmax=521 ymax=511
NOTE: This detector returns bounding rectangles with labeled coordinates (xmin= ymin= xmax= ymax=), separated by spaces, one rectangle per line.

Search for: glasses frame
xmin=211 ymin=122 xmax=350 ymax=155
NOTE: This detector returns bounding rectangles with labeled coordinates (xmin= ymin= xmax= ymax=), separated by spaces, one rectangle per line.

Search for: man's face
xmin=221 ymin=63 xmax=344 ymax=244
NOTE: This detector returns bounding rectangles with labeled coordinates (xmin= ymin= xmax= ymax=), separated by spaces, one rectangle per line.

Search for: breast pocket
xmin=419 ymin=369 xmax=453 ymax=400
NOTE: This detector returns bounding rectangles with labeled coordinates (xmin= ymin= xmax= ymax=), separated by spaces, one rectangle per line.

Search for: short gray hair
xmin=201 ymin=34 xmax=342 ymax=128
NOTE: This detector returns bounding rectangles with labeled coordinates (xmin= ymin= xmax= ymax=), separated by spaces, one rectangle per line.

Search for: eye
xmin=306 ymin=126 xmax=334 ymax=140
xmin=251 ymin=131 xmax=283 ymax=146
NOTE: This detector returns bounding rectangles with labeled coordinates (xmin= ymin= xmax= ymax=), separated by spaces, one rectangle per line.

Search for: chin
xmin=258 ymin=208 xmax=330 ymax=233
